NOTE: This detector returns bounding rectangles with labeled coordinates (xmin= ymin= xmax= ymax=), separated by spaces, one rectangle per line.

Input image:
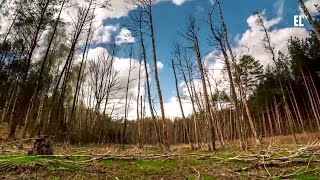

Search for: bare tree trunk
xmin=204 ymin=67 xmax=225 ymax=146
xmin=136 ymin=58 xmax=143 ymax=148
xmin=298 ymin=0 xmax=320 ymax=42
xmin=9 ymin=0 xmax=52 ymax=138
xmin=137 ymin=10 xmax=161 ymax=146
xmin=256 ymin=12 xmax=298 ymax=142
xmin=217 ymin=0 xmax=262 ymax=146
xmin=173 ymin=43 xmax=201 ymax=148
xmin=69 ymin=8 xmax=94 ymax=141
xmin=35 ymin=0 xmax=67 ymax=136
xmin=172 ymin=59 xmax=193 ymax=149
xmin=266 ymin=103 xmax=274 ymax=137
xmin=302 ymin=68 xmax=320 ymax=131
xmin=208 ymin=9 xmax=244 ymax=149
xmin=8 ymin=86 xmax=20 ymax=139
xmin=0 ymin=84 xmax=15 ymax=122
xmin=184 ymin=18 xmax=216 ymax=150
xmin=273 ymin=97 xmax=282 ymax=135
xmin=147 ymin=1 xmax=169 ymax=150
xmin=122 ymin=47 xmax=133 ymax=149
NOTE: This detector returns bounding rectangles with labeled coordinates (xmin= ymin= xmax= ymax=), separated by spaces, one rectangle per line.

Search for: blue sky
xmin=109 ymin=0 xmax=303 ymax=101
xmin=87 ymin=0 xmax=315 ymax=118
xmin=0 ymin=0 xmax=315 ymax=119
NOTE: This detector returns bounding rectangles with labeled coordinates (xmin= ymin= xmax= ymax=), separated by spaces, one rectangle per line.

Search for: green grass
xmin=66 ymin=156 xmax=87 ymax=161
xmin=101 ymin=159 xmax=178 ymax=176
xmin=271 ymin=151 xmax=291 ymax=158
xmin=216 ymin=151 xmax=238 ymax=159
xmin=224 ymin=158 xmax=251 ymax=168
xmin=0 ymin=155 xmax=81 ymax=170
xmin=134 ymin=160 xmax=178 ymax=175
xmin=291 ymin=171 xmax=320 ymax=180
xmin=48 ymin=161 xmax=80 ymax=170
xmin=0 ymin=151 xmax=318 ymax=179
xmin=0 ymin=155 xmax=45 ymax=164
xmin=203 ymin=175 xmax=214 ymax=180
xmin=184 ymin=158 xmax=202 ymax=166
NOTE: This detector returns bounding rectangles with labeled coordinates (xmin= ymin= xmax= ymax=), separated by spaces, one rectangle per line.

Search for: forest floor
xmin=0 ymin=123 xmax=320 ymax=180
xmin=1 ymin=136 xmax=320 ymax=180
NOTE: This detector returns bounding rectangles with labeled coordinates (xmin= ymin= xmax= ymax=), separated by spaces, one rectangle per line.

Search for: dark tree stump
xmin=28 ymin=136 xmax=54 ymax=155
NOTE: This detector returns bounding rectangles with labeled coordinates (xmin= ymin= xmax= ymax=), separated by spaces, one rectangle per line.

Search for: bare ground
xmin=1 ymin=135 xmax=320 ymax=180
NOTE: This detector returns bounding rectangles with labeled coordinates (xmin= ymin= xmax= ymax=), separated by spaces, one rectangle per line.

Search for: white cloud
xmin=83 ymin=47 xmax=151 ymax=120
xmin=94 ymin=25 xmax=119 ymax=44
xmin=301 ymin=0 xmax=319 ymax=14
xmin=156 ymin=61 xmax=164 ymax=70
xmin=274 ymin=0 xmax=285 ymax=17
xmin=233 ymin=12 xmax=309 ymax=66
xmin=163 ymin=10 xmax=311 ymax=118
xmin=156 ymin=0 xmax=188 ymax=6
xmin=59 ymin=0 xmax=137 ymax=45
xmin=115 ymin=27 xmax=135 ymax=45
xmin=172 ymin=0 xmax=187 ymax=6
xmin=161 ymin=97 xmax=193 ymax=118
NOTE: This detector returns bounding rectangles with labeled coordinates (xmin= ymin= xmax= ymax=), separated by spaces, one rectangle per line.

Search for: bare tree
xmin=88 ymin=45 xmax=118 ymax=132
xmin=298 ymin=0 xmax=320 ymax=42
xmin=171 ymin=58 xmax=193 ymax=149
xmin=127 ymin=7 xmax=161 ymax=146
xmin=216 ymin=0 xmax=262 ymax=146
xmin=122 ymin=45 xmax=134 ymax=148
xmin=172 ymin=43 xmax=201 ymax=148
xmin=136 ymin=57 xmax=143 ymax=148
xmin=208 ymin=7 xmax=245 ymax=149
xmin=183 ymin=17 xmax=216 ymax=151
xmin=129 ymin=0 xmax=169 ymax=149
xmin=256 ymin=11 xmax=298 ymax=143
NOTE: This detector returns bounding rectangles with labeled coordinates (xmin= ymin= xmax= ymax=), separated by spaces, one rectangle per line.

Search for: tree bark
xmin=298 ymin=0 xmax=320 ymax=43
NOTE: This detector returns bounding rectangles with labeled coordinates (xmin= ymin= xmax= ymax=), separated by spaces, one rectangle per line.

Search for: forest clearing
xmin=1 ymin=131 xmax=320 ymax=179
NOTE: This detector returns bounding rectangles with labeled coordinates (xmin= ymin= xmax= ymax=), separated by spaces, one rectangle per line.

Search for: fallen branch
xmin=190 ymin=165 xmax=201 ymax=180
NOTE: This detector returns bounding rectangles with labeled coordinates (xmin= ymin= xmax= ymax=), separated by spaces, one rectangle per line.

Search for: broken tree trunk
xmin=28 ymin=136 xmax=54 ymax=155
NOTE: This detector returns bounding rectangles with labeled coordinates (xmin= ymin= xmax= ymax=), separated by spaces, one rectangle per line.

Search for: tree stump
xmin=28 ymin=136 xmax=54 ymax=155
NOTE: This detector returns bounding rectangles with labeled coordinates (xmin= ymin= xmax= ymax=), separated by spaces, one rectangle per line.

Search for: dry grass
xmin=1 ymin=122 xmax=320 ymax=179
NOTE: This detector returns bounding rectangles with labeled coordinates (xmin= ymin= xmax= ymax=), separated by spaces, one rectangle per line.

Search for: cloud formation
xmin=164 ymin=11 xmax=310 ymax=118
xmin=84 ymin=47 xmax=148 ymax=120
xmin=156 ymin=61 xmax=164 ymax=70
xmin=302 ymin=0 xmax=319 ymax=14
xmin=156 ymin=0 xmax=188 ymax=6
xmin=172 ymin=0 xmax=187 ymax=6
xmin=115 ymin=27 xmax=135 ymax=45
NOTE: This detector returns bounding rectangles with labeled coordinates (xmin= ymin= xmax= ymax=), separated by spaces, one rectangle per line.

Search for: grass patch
xmin=216 ymin=152 xmax=238 ymax=159
xmin=184 ymin=158 xmax=202 ymax=166
xmin=48 ymin=161 xmax=80 ymax=170
xmin=0 ymin=155 xmax=45 ymax=164
xmin=224 ymin=158 xmax=251 ymax=168
xmin=0 ymin=155 xmax=81 ymax=171
xmin=67 ymin=156 xmax=87 ymax=161
xmin=271 ymin=151 xmax=291 ymax=159
xmin=203 ymin=175 xmax=214 ymax=180
xmin=290 ymin=170 xmax=320 ymax=180
xmin=101 ymin=159 xmax=178 ymax=176
xmin=101 ymin=159 xmax=128 ymax=167
xmin=134 ymin=160 xmax=178 ymax=175
xmin=101 ymin=160 xmax=141 ymax=178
